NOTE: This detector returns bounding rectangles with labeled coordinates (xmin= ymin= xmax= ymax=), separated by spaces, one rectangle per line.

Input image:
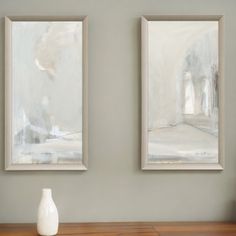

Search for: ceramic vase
xmin=37 ymin=188 xmax=59 ymax=236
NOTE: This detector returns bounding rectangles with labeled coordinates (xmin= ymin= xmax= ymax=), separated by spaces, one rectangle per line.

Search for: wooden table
xmin=0 ymin=222 xmax=236 ymax=236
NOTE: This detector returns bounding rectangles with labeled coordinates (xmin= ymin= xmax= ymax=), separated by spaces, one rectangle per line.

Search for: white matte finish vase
xmin=37 ymin=188 xmax=59 ymax=236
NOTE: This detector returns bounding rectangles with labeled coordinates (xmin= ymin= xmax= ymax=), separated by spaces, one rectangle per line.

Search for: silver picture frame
xmin=5 ymin=16 xmax=88 ymax=170
xmin=141 ymin=15 xmax=224 ymax=170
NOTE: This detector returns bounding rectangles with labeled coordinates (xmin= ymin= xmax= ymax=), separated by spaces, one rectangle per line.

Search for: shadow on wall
xmin=230 ymin=200 xmax=236 ymax=221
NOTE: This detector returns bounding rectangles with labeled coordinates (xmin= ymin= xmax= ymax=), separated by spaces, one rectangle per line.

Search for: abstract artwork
xmin=142 ymin=16 xmax=224 ymax=170
xmin=5 ymin=17 xmax=88 ymax=170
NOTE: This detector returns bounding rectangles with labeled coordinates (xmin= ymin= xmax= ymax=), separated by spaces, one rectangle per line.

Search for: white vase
xmin=37 ymin=188 xmax=59 ymax=236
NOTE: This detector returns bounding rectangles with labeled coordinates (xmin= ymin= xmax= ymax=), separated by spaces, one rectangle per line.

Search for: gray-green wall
xmin=0 ymin=0 xmax=236 ymax=223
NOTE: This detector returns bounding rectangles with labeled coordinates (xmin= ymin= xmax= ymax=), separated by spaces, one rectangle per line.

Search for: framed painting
xmin=141 ymin=15 xmax=224 ymax=170
xmin=5 ymin=16 xmax=88 ymax=170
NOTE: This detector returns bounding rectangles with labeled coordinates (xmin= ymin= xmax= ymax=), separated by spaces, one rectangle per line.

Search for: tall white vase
xmin=37 ymin=188 xmax=59 ymax=236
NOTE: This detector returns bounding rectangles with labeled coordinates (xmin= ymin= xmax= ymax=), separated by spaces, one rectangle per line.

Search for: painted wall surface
xmin=0 ymin=0 xmax=236 ymax=223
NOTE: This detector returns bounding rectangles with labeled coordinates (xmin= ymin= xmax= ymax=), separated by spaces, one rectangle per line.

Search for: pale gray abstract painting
xmin=148 ymin=21 xmax=219 ymax=163
xmin=12 ymin=21 xmax=83 ymax=164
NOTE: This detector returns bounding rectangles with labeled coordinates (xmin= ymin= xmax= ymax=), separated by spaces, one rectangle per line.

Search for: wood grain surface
xmin=0 ymin=222 xmax=236 ymax=236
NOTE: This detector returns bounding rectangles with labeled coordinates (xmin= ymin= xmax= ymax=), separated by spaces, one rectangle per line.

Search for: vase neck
xmin=42 ymin=188 xmax=52 ymax=199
